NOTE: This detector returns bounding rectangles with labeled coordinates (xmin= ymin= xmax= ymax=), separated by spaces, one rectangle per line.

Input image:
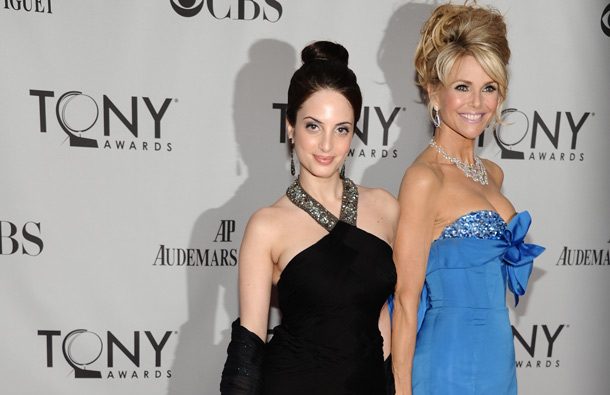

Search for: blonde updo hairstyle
xmin=414 ymin=2 xmax=510 ymax=125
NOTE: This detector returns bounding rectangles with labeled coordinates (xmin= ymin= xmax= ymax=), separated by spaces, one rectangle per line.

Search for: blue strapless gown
xmin=412 ymin=210 xmax=544 ymax=395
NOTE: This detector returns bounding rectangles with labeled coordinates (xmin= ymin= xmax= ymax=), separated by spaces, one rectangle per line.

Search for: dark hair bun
xmin=286 ymin=40 xmax=362 ymax=125
xmin=301 ymin=41 xmax=349 ymax=66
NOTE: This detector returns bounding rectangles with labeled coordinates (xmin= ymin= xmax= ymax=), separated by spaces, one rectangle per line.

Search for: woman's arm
xmin=238 ymin=208 xmax=276 ymax=340
xmin=391 ymin=165 xmax=439 ymax=395
xmin=220 ymin=208 xmax=276 ymax=395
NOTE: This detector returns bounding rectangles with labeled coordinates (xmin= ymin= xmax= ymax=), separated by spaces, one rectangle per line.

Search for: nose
xmin=319 ymin=131 xmax=333 ymax=152
xmin=471 ymin=90 xmax=481 ymax=107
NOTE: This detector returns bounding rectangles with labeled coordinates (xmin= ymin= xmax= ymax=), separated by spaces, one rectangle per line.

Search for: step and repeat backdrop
xmin=1 ymin=1 xmax=609 ymax=394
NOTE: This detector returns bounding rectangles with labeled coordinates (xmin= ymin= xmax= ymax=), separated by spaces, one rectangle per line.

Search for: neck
xmin=433 ymin=128 xmax=476 ymax=164
xmin=297 ymin=172 xmax=344 ymax=205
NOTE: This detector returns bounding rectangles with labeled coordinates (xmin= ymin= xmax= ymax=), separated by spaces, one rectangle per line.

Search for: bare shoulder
xmin=240 ymin=195 xmax=300 ymax=272
xmin=357 ymin=185 xmax=400 ymax=225
xmin=357 ymin=185 xmax=398 ymax=211
xmin=355 ymin=185 xmax=400 ymax=245
xmin=481 ymin=158 xmax=504 ymax=186
xmin=399 ymin=160 xmax=443 ymax=200
xmin=245 ymin=195 xmax=293 ymax=235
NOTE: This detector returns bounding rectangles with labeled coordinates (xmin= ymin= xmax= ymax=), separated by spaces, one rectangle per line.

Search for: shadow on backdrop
xmin=361 ymin=1 xmax=435 ymax=197
xmin=167 ymin=39 xmax=296 ymax=395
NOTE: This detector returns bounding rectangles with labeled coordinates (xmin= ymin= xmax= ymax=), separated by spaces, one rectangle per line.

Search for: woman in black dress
xmin=220 ymin=41 xmax=399 ymax=394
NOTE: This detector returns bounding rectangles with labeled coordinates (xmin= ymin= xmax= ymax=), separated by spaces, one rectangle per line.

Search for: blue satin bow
xmin=502 ymin=211 xmax=545 ymax=306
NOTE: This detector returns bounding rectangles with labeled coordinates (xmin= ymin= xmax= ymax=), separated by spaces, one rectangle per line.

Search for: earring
xmin=289 ymin=138 xmax=296 ymax=176
xmin=433 ymin=105 xmax=440 ymax=128
xmin=340 ymin=162 xmax=346 ymax=179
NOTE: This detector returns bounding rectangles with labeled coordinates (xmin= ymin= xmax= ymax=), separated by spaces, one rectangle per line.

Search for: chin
xmin=316 ymin=169 xmax=341 ymax=179
xmin=458 ymin=127 xmax=487 ymax=139
xmin=301 ymin=166 xmax=339 ymax=179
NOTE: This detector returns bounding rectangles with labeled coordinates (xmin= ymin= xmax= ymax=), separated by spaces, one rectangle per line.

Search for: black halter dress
xmin=261 ymin=178 xmax=396 ymax=394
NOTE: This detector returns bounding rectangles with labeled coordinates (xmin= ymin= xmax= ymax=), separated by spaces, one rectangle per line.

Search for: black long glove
xmin=220 ymin=318 xmax=265 ymax=395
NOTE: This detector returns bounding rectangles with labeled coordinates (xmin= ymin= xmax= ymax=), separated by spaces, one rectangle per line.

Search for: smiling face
xmin=431 ymin=55 xmax=499 ymax=140
xmin=287 ymin=89 xmax=354 ymax=179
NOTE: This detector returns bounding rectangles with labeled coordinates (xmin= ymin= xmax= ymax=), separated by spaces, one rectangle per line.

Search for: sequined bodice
xmin=438 ymin=210 xmax=507 ymax=240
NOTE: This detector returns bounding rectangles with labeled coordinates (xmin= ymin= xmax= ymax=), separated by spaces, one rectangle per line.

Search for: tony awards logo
xmin=38 ymin=329 xmax=174 ymax=379
xmin=31 ymin=89 xmax=174 ymax=152
xmin=482 ymin=107 xmax=591 ymax=162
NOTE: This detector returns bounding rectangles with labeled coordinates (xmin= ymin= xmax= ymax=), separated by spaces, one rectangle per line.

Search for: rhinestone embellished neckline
xmin=429 ymin=138 xmax=488 ymax=185
xmin=286 ymin=177 xmax=358 ymax=232
xmin=438 ymin=210 xmax=506 ymax=240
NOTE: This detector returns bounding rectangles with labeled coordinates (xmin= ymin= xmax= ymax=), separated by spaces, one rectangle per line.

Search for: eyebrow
xmin=453 ymin=79 xmax=498 ymax=85
xmin=303 ymin=116 xmax=353 ymax=126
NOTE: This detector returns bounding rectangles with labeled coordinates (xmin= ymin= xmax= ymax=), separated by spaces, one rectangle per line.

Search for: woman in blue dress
xmin=391 ymin=3 xmax=544 ymax=394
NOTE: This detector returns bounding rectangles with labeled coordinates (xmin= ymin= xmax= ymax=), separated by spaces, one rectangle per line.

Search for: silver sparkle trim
xmin=286 ymin=178 xmax=358 ymax=231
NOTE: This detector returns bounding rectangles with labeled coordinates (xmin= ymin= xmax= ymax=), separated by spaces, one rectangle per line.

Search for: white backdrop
xmin=1 ymin=1 xmax=609 ymax=394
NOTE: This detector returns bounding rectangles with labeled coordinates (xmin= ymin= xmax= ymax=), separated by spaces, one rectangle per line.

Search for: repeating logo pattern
xmin=3 ymin=0 xmax=52 ymax=13
xmin=0 ymin=221 xmax=43 ymax=256
xmin=38 ymin=329 xmax=174 ymax=379
xmin=478 ymin=108 xmax=592 ymax=162
xmin=513 ymin=324 xmax=566 ymax=369
xmin=170 ymin=0 xmax=282 ymax=21
xmin=31 ymin=89 xmax=174 ymax=152
xmin=154 ymin=220 xmax=238 ymax=266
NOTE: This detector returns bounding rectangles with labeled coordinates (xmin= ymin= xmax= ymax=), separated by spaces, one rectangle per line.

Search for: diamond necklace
xmin=428 ymin=138 xmax=488 ymax=185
